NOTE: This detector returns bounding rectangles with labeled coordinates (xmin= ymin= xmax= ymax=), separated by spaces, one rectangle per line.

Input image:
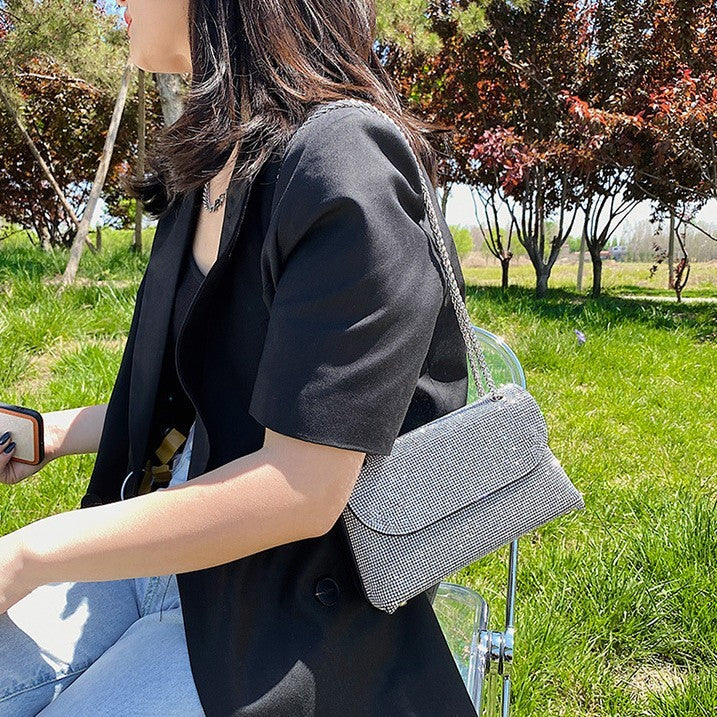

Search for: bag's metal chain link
xmin=281 ymin=98 xmax=501 ymax=398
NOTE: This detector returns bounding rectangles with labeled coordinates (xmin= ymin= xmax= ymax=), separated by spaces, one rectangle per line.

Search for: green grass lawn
xmin=1 ymin=230 xmax=716 ymax=715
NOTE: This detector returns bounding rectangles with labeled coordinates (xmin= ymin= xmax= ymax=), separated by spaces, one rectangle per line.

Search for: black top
xmin=147 ymin=247 xmax=206 ymax=464
xmin=172 ymin=248 xmax=206 ymax=347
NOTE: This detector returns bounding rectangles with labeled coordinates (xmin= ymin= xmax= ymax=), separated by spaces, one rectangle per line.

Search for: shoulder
xmin=256 ymin=102 xmax=446 ymax=302
xmin=284 ymin=102 xmax=416 ymax=163
xmin=271 ymin=101 xmax=425 ymax=216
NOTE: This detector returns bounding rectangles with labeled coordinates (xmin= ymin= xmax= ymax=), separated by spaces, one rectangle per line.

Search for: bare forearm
xmin=19 ymin=444 xmax=338 ymax=586
xmin=43 ymin=404 xmax=108 ymax=459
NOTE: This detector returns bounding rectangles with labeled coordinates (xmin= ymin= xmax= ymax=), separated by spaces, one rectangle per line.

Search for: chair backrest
xmin=432 ymin=582 xmax=489 ymax=712
xmin=432 ymin=324 xmax=525 ymax=716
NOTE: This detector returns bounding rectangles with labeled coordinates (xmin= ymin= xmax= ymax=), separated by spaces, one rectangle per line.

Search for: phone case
xmin=0 ymin=402 xmax=45 ymax=465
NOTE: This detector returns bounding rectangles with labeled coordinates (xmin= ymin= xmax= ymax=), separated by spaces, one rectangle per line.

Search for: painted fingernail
xmin=3 ymin=441 xmax=15 ymax=454
xmin=0 ymin=431 xmax=10 ymax=444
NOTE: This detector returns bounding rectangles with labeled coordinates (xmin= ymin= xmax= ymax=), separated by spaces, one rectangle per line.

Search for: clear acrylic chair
xmin=431 ymin=325 xmax=526 ymax=717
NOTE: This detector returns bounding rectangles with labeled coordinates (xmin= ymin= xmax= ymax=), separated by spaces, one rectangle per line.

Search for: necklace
xmin=202 ymin=134 xmax=243 ymax=212
xmin=202 ymin=181 xmax=227 ymax=212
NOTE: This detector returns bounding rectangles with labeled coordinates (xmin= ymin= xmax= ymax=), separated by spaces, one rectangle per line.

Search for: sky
xmin=443 ymin=186 xmax=717 ymax=242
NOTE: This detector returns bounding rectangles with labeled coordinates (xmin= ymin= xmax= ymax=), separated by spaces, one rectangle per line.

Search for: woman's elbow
xmin=300 ymin=453 xmax=366 ymax=538
xmin=261 ymin=427 xmax=366 ymax=537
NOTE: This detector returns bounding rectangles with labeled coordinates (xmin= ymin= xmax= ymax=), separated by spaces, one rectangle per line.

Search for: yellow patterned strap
xmin=137 ymin=427 xmax=187 ymax=496
xmin=155 ymin=428 xmax=187 ymax=465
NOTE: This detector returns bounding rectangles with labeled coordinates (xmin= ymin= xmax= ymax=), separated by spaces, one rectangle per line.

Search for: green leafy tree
xmin=0 ymin=1 xmax=165 ymax=247
xmin=449 ymin=224 xmax=474 ymax=259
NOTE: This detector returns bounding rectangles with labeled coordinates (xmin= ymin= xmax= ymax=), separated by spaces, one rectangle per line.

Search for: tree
xmin=469 ymin=183 xmax=516 ymax=289
xmin=383 ymin=1 xmax=593 ymax=297
xmin=62 ymin=56 xmax=134 ymax=283
xmin=381 ymin=0 xmax=717 ymax=299
xmin=580 ymin=0 xmax=717 ymax=296
xmin=0 ymin=0 xmax=166 ymax=255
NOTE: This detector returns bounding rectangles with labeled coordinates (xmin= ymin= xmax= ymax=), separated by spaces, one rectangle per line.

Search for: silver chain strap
xmin=283 ymin=98 xmax=501 ymax=399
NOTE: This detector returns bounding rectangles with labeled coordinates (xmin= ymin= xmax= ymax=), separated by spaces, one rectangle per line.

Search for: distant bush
xmin=449 ymin=225 xmax=474 ymax=259
xmin=567 ymin=235 xmax=582 ymax=252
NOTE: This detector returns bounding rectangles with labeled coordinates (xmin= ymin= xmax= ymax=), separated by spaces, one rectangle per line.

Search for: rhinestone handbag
xmin=297 ymin=99 xmax=585 ymax=614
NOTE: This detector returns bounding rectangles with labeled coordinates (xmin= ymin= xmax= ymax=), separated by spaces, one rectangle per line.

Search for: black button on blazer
xmin=80 ymin=104 xmax=476 ymax=716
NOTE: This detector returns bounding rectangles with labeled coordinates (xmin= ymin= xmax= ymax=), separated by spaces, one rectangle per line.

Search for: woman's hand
xmin=0 ymin=430 xmax=57 ymax=486
xmin=0 ymin=529 xmax=36 ymax=614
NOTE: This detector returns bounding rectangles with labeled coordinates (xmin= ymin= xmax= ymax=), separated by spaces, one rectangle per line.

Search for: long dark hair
xmin=122 ymin=0 xmax=450 ymax=219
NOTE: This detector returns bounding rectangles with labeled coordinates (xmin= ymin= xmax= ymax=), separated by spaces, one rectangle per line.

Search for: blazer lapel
xmin=127 ymin=171 xmax=253 ymax=479
xmin=127 ymin=189 xmax=198 ymax=475
xmin=216 ymin=171 xmax=253 ymax=260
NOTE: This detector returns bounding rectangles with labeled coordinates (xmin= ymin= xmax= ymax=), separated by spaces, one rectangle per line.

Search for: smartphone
xmin=0 ymin=401 xmax=45 ymax=465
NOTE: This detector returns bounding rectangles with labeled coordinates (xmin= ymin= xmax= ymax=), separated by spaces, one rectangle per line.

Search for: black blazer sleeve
xmin=248 ymin=104 xmax=447 ymax=456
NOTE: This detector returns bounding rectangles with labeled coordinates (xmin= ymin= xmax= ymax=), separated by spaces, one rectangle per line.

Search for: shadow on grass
xmin=0 ymin=246 xmax=61 ymax=281
xmin=613 ymin=283 xmax=717 ymax=299
xmin=0 ymin=243 xmax=152 ymax=283
xmin=465 ymin=284 xmax=717 ymax=343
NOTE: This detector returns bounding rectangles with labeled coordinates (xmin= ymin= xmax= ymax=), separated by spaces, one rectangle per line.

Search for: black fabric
xmin=79 ymin=103 xmax=476 ymax=716
xmin=144 ymin=247 xmax=206 ymax=471
xmin=246 ymin=110 xmax=450 ymax=456
xmin=172 ymin=250 xmax=206 ymax=347
xmin=164 ymin=246 xmax=206 ymax=408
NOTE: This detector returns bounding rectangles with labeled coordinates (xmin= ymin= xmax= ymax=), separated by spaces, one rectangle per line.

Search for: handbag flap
xmin=346 ymin=383 xmax=550 ymax=535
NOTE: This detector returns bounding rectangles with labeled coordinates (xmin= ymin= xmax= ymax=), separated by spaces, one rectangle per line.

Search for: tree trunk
xmin=154 ymin=72 xmax=185 ymax=126
xmin=133 ymin=68 xmax=146 ymax=253
xmin=38 ymin=224 xmax=52 ymax=251
xmin=591 ymin=255 xmax=603 ymax=298
xmin=535 ymin=269 xmax=549 ymax=298
xmin=440 ymin=182 xmax=451 ymax=216
xmin=62 ymin=58 xmax=134 ymax=284
xmin=668 ymin=210 xmax=675 ymax=290
xmin=500 ymin=258 xmax=510 ymax=290
xmin=577 ymin=223 xmax=587 ymax=293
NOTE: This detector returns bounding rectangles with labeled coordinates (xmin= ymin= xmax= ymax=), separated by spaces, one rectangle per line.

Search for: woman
xmin=0 ymin=1 xmax=476 ymax=715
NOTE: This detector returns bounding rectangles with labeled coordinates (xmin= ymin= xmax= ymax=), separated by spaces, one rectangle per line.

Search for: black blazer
xmin=79 ymin=103 xmax=477 ymax=716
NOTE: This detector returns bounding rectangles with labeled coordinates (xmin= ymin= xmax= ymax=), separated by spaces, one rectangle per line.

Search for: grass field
xmin=1 ymin=230 xmax=716 ymax=716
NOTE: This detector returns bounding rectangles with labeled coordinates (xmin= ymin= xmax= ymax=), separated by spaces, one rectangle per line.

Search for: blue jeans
xmin=0 ymin=425 xmax=204 ymax=716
